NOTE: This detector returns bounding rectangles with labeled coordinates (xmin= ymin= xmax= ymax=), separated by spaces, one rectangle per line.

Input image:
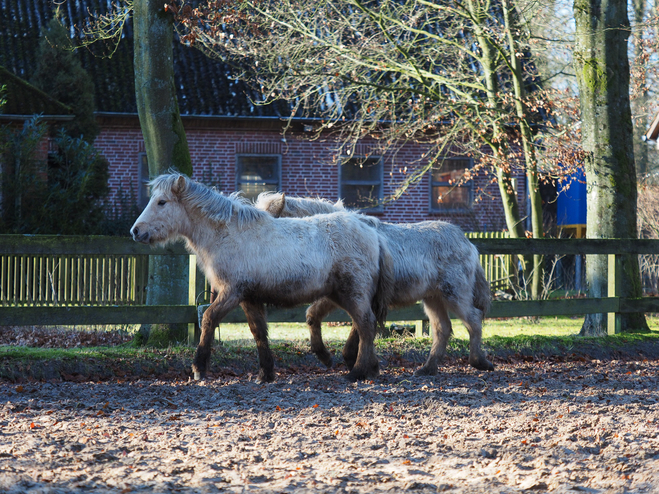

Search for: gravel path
xmin=2 ymin=356 xmax=659 ymax=493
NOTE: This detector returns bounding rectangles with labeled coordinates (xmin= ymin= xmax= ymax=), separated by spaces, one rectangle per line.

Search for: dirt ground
xmin=2 ymin=347 xmax=659 ymax=493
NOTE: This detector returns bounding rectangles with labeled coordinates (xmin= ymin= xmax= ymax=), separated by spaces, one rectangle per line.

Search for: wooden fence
xmin=1 ymin=235 xmax=658 ymax=340
xmin=0 ymin=254 xmax=148 ymax=307
xmin=467 ymin=231 xmax=513 ymax=290
xmin=0 ymin=232 xmax=512 ymax=307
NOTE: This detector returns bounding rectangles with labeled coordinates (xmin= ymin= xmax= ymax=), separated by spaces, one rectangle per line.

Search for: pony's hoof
xmin=256 ymin=370 xmax=276 ymax=384
xmin=470 ymin=358 xmax=495 ymax=372
xmin=315 ymin=350 xmax=333 ymax=368
xmin=319 ymin=355 xmax=334 ymax=368
xmin=345 ymin=365 xmax=379 ymax=382
xmin=194 ymin=371 xmax=205 ymax=381
xmin=414 ymin=365 xmax=438 ymax=377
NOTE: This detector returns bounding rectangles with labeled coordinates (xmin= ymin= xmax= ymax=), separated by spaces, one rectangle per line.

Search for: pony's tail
xmin=473 ymin=264 xmax=492 ymax=316
xmin=372 ymin=235 xmax=395 ymax=334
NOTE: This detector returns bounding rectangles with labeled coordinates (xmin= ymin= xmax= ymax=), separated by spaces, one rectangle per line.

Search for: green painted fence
xmin=0 ymin=232 xmax=513 ymax=307
xmin=0 ymin=235 xmax=658 ymax=339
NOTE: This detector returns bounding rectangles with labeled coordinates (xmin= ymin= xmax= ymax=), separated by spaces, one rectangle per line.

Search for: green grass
xmin=218 ymin=315 xmax=659 ymax=344
xmin=2 ymin=317 xmax=658 ymax=378
xmin=0 ymin=344 xmax=193 ymax=361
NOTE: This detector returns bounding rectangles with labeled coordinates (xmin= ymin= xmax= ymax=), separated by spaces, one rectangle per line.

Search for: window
xmin=340 ymin=156 xmax=383 ymax=211
xmin=236 ymin=155 xmax=281 ymax=201
xmin=138 ymin=153 xmax=149 ymax=208
xmin=430 ymin=157 xmax=472 ymax=211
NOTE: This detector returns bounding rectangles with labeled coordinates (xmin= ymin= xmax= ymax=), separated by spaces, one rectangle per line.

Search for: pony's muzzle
xmin=131 ymin=225 xmax=150 ymax=244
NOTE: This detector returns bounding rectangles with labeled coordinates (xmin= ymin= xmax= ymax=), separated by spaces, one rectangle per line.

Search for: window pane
xmin=342 ymin=184 xmax=381 ymax=209
xmin=238 ymin=156 xmax=279 ymax=182
xmin=431 ymin=159 xmax=470 ymax=183
xmin=341 ymin=157 xmax=382 ymax=182
xmin=239 ymin=183 xmax=278 ymax=202
xmin=431 ymin=186 xmax=470 ymax=210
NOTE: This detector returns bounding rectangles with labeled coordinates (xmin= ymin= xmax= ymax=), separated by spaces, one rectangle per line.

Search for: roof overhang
xmin=0 ymin=114 xmax=75 ymax=123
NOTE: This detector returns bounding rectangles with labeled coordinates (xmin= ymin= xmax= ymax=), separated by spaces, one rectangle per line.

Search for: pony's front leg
xmin=306 ymin=298 xmax=338 ymax=368
xmin=340 ymin=301 xmax=379 ymax=382
xmin=242 ymin=301 xmax=276 ymax=383
xmin=193 ymin=294 xmax=239 ymax=380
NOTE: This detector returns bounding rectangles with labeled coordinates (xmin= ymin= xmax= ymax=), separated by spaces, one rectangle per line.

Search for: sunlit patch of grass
xmin=219 ymin=316 xmax=590 ymax=344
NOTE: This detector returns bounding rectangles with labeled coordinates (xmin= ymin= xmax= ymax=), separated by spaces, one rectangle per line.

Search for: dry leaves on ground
xmin=1 ymin=355 xmax=659 ymax=493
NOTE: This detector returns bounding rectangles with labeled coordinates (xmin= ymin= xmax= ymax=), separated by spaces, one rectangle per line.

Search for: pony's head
xmin=131 ymin=172 xmax=266 ymax=244
xmin=255 ymin=191 xmax=345 ymax=218
xmin=130 ymin=173 xmax=191 ymax=244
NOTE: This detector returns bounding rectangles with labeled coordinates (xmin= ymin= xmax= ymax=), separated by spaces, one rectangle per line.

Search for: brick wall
xmin=95 ymin=115 xmax=526 ymax=232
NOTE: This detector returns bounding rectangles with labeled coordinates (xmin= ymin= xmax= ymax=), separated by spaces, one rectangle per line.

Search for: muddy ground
xmin=2 ymin=340 xmax=659 ymax=493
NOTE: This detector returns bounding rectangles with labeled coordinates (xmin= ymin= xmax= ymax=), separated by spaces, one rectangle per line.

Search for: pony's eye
xmin=158 ymin=200 xmax=167 ymax=206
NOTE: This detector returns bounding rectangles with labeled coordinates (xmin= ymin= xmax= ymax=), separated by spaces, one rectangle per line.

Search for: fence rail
xmin=0 ymin=235 xmax=182 ymax=307
xmin=1 ymin=235 xmax=658 ymax=338
xmin=0 ymin=232 xmax=513 ymax=307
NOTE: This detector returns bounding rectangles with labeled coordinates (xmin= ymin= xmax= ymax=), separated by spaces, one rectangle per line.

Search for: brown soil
xmin=1 ymin=329 xmax=659 ymax=493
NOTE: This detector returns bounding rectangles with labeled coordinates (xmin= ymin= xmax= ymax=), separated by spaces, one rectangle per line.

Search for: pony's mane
xmin=255 ymin=191 xmax=345 ymax=217
xmin=150 ymin=173 xmax=266 ymax=226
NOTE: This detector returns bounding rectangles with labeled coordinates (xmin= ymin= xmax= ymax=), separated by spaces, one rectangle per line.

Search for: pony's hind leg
xmin=193 ymin=294 xmax=239 ymax=380
xmin=337 ymin=299 xmax=379 ymax=382
xmin=453 ymin=305 xmax=494 ymax=372
xmin=341 ymin=327 xmax=359 ymax=371
xmin=242 ymin=301 xmax=276 ymax=383
xmin=306 ymin=298 xmax=337 ymax=368
xmin=415 ymin=297 xmax=452 ymax=376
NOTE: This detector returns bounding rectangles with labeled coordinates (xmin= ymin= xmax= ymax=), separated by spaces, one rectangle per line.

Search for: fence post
xmin=415 ymin=320 xmax=429 ymax=337
xmin=188 ymin=255 xmax=198 ymax=346
xmin=607 ymin=253 xmax=622 ymax=335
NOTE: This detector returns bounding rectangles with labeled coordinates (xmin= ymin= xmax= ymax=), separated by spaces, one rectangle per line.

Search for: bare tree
xmin=173 ymin=0 xmax=574 ymax=297
xmin=573 ymin=0 xmax=649 ymax=335
xmin=133 ymin=0 xmax=194 ymax=346
xmin=81 ymin=0 xmax=194 ymax=344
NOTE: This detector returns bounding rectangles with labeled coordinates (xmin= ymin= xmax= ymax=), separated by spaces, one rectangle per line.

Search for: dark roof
xmin=0 ymin=65 xmax=73 ymax=117
xmin=0 ymin=0 xmax=287 ymax=118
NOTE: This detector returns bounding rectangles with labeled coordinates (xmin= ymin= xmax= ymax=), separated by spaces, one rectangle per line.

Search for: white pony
xmin=131 ymin=173 xmax=393 ymax=382
xmin=255 ymin=192 xmax=493 ymax=375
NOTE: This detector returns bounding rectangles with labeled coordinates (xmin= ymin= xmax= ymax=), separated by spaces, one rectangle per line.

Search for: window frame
xmin=429 ymin=157 xmax=474 ymax=213
xmin=339 ymin=155 xmax=384 ymax=213
xmin=235 ymin=154 xmax=282 ymax=201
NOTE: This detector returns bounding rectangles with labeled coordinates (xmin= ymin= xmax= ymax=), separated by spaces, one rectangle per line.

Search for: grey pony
xmin=255 ymin=192 xmax=494 ymax=375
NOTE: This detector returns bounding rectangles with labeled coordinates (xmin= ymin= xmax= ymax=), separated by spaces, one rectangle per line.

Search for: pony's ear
xmin=271 ymin=193 xmax=286 ymax=218
xmin=172 ymin=175 xmax=187 ymax=196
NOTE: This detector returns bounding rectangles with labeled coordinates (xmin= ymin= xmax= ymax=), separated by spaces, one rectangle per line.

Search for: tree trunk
xmin=468 ymin=0 xmax=530 ymax=290
xmin=632 ymin=0 xmax=648 ymax=178
xmin=502 ymin=0 xmax=544 ymax=299
xmin=573 ymin=0 xmax=649 ymax=336
xmin=134 ymin=0 xmax=194 ymax=346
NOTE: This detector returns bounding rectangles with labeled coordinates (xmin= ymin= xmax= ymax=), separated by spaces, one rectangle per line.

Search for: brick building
xmin=2 ymin=0 xmax=526 ymax=232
